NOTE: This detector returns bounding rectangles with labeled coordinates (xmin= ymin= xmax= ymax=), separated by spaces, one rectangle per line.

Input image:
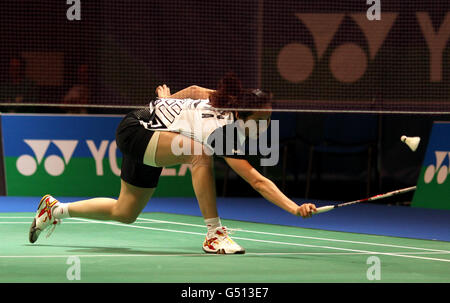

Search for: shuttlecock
xmin=401 ymin=135 xmax=420 ymax=152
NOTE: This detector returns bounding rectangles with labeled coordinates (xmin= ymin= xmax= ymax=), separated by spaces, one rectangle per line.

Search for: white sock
xmin=52 ymin=203 xmax=71 ymax=219
xmin=204 ymin=217 xmax=221 ymax=235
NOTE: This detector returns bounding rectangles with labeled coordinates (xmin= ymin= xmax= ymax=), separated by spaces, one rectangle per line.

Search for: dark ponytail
xmin=209 ymin=73 xmax=272 ymax=117
xmin=209 ymin=73 xmax=243 ymax=109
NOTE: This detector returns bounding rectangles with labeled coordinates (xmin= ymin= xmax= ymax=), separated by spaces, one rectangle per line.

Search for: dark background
xmin=1 ymin=0 xmax=449 ymax=202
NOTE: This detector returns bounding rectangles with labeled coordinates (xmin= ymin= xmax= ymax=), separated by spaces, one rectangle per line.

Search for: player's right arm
xmin=224 ymin=157 xmax=316 ymax=218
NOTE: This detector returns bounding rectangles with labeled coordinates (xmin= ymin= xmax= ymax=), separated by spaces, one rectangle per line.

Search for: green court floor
xmin=0 ymin=212 xmax=449 ymax=283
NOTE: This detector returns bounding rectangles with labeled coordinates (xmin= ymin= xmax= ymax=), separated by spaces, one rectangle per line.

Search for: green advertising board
xmin=412 ymin=122 xmax=450 ymax=210
xmin=1 ymin=114 xmax=194 ymax=197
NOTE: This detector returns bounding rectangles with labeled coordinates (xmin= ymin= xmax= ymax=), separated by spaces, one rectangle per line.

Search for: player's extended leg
xmin=29 ymin=180 xmax=155 ymax=243
xmin=30 ymin=109 xmax=160 ymax=243
xmin=66 ymin=180 xmax=155 ymax=223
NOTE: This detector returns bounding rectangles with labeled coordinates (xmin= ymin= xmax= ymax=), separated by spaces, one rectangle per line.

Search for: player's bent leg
xmin=146 ymin=131 xmax=193 ymax=167
xmin=190 ymin=154 xmax=219 ymax=219
xmin=151 ymin=131 xmax=219 ymax=219
xmin=150 ymin=131 xmax=245 ymax=254
xmin=203 ymin=226 xmax=246 ymax=255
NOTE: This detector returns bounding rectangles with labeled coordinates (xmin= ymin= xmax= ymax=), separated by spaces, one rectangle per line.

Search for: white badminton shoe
xmin=29 ymin=194 xmax=61 ymax=243
xmin=202 ymin=226 xmax=245 ymax=254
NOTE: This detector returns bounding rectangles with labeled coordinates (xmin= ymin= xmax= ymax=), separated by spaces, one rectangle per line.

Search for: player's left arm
xmin=156 ymin=84 xmax=215 ymax=99
xmin=224 ymin=157 xmax=317 ymax=218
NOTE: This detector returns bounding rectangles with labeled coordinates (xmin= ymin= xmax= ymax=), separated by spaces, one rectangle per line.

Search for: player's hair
xmin=209 ymin=73 xmax=272 ymax=119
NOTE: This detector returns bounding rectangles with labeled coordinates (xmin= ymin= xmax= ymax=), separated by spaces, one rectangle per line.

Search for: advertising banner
xmin=260 ymin=1 xmax=450 ymax=112
xmin=412 ymin=122 xmax=450 ymax=210
xmin=1 ymin=114 xmax=194 ymax=197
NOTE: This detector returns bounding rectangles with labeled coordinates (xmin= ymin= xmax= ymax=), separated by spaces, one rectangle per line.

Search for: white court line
xmin=248 ymin=251 xmax=450 ymax=256
xmin=135 ymin=217 xmax=450 ymax=254
xmin=2 ymin=216 xmax=450 ymax=255
xmin=66 ymin=218 xmax=450 ymax=263
xmin=0 ymin=221 xmax=164 ymax=224
xmin=0 ymin=253 xmax=209 ymax=258
xmin=0 ymin=217 xmax=34 ymax=219
xmin=1 ymin=251 xmax=450 ymax=259
xmin=71 ymin=217 xmax=206 ymax=236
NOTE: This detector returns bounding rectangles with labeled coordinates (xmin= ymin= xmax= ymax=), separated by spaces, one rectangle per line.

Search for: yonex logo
xmin=277 ymin=12 xmax=450 ymax=83
xmin=15 ymin=138 xmax=190 ymax=178
xmin=424 ymin=151 xmax=450 ymax=184
xmin=16 ymin=139 xmax=121 ymax=177
xmin=277 ymin=12 xmax=398 ymax=83
xmin=16 ymin=140 xmax=78 ymax=176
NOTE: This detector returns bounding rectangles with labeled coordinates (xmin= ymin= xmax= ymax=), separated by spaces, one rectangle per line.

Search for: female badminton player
xmin=29 ymin=74 xmax=317 ymax=254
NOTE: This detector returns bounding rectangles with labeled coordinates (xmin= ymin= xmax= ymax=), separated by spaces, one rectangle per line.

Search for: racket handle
xmin=312 ymin=205 xmax=334 ymax=215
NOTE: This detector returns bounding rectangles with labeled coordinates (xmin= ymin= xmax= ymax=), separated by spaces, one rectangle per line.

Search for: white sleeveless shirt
xmin=140 ymin=98 xmax=246 ymax=152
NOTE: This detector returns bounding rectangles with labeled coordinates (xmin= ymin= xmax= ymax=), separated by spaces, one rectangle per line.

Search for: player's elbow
xmin=189 ymin=85 xmax=209 ymax=99
xmin=189 ymin=85 xmax=201 ymax=95
xmin=252 ymin=177 xmax=270 ymax=193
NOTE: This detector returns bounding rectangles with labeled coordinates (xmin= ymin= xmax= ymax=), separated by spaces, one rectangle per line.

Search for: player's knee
xmin=191 ymin=154 xmax=212 ymax=168
xmin=115 ymin=213 xmax=138 ymax=224
xmin=111 ymin=205 xmax=138 ymax=224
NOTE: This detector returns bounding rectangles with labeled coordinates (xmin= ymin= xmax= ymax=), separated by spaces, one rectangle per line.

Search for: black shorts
xmin=115 ymin=108 xmax=163 ymax=188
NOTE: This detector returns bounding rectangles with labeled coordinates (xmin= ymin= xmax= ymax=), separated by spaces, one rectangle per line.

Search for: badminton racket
xmin=312 ymin=186 xmax=417 ymax=215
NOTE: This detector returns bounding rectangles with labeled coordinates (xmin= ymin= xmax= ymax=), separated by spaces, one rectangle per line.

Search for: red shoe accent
xmin=38 ymin=196 xmax=57 ymax=222
xmin=38 ymin=209 xmax=46 ymax=218
xmin=204 ymin=237 xmax=218 ymax=250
